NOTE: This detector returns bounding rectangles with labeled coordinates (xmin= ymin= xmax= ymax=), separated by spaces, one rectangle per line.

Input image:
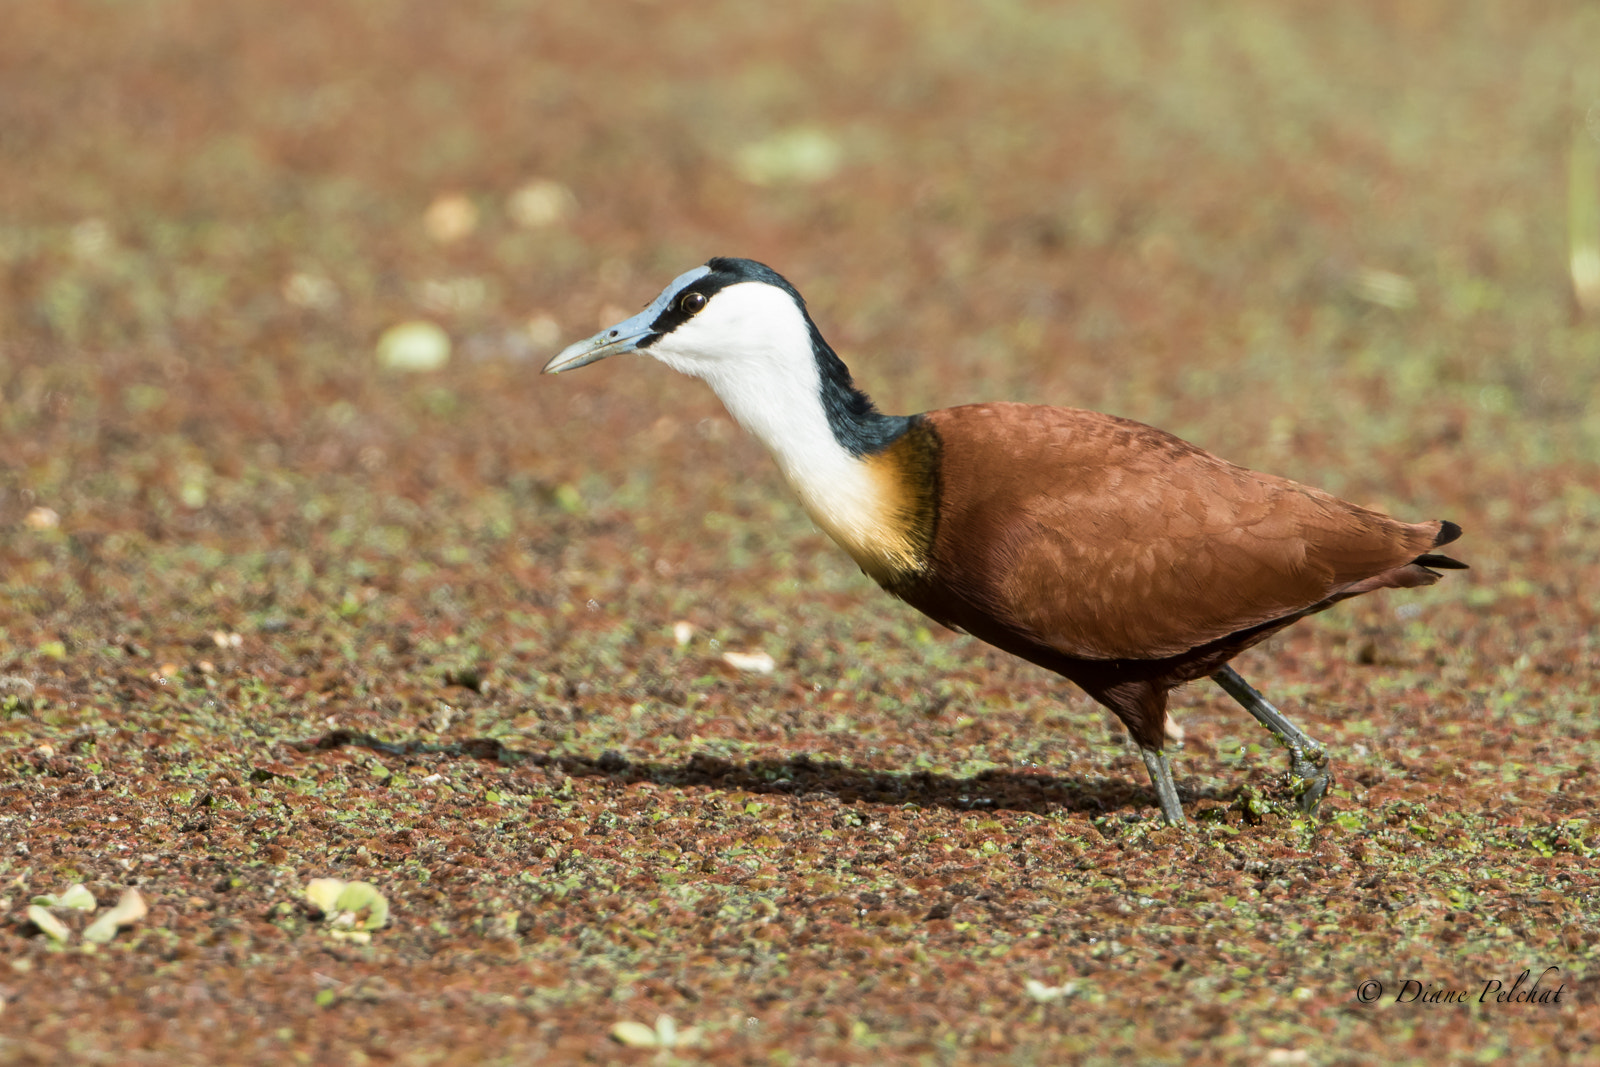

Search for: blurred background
xmin=4 ymin=2 xmax=1599 ymax=1059
xmin=3 ymin=0 xmax=1597 ymax=698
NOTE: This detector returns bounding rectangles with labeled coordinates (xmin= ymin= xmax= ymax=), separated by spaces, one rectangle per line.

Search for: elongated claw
xmin=1289 ymin=760 xmax=1332 ymax=814
xmin=1212 ymin=665 xmax=1334 ymax=815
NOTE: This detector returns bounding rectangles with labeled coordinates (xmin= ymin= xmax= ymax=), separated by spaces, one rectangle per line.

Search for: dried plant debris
xmin=30 ymin=885 xmax=97 ymax=912
xmin=376 ymin=321 xmax=452 ymax=373
xmin=304 ymin=879 xmax=390 ymax=942
xmin=82 ymin=889 xmax=150 ymax=944
xmin=24 ymin=887 xmax=146 ymax=946
xmin=24 ymin=906 xmax=72 ymax=945
xmin=1023 ymin=978 xmax=1077 ymax=1004
xmin=720 ymin=649 xmax=776 ymax=673
xmin=611 ymin=1014 xmax=703 ymax=1051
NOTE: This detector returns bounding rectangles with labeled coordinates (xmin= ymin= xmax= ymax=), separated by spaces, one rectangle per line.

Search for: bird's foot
xmin=1211 ymin=666 xmax=1333 ymax=816
xmin=1285 ymin=746 xmax=1332 ymax=814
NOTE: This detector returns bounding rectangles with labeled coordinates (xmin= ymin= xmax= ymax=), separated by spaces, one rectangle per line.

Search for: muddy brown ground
xmin=2 ymin=2 xmax=1597 ymax=1064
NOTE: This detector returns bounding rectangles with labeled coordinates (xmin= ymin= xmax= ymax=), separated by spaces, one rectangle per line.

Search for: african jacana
xmin=544 ymin=258 xmax=1466 ymax=824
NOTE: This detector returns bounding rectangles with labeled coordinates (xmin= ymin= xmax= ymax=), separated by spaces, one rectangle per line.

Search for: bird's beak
xmin=542 ymin=309 xmax=657 ymax=375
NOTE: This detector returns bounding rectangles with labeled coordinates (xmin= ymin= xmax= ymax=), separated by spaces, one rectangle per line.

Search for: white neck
xmin=645 ymin=283 xmax=912 ymax=577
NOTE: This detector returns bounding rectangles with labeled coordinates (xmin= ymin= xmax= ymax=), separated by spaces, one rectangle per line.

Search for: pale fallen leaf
xmin=32 ymin=884 xmax=97 ymax=911
xmin=610 ymin=1015 xmax=701 ymax=1049
xmin=722 ymin=650 xmax=775 ymax=673
xmin=1023 ymin=978 xmax=1076 ymax=1002
xmin=332 ymin=881 xmax=390 ymax=930
xmin=304 ymin=878 xmax=346 ymax=914
xmin=26 ymin=905 xmax=71 ymax=943
xmin=1349 ymin=267 xmax=1417 ymax=310
xmin=525 ymin=313 xmax=561 ymax=349
xmin=70 ymin=218 xmax=113 ymax=261
xmin=735 ymin=127 xmax=844 ymax=186
xmin=306 ymin=878 xmax=389 ymax=933
xmin=424 ymin=193 xmax=478 ymax=243
xmin=377 ymin=321 xmax=451 ymax=372
xmin=611 ymin=1020 xmax=660 ymax=1048
xmin=82 ymin=888 xmax=148 ymax=944
xmin=24 ymin=506 xmax=60 ymax=531
xmin=507 ymin=179 xmax=576 ymax=228
xmin=283 ymin=271 xmax=338 ymax=310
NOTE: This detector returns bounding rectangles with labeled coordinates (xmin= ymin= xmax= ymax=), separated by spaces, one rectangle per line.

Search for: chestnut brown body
xmin=875 ymin=403 xmax=1462 ymax=751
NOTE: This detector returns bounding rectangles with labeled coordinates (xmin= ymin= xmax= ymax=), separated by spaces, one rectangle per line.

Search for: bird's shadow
xmin=287 ymin=730 xmax=1231 ymax=819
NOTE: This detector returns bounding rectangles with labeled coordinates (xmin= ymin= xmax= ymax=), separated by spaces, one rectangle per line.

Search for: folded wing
xmin=924 ymin=403 xmax=1447 ymax=660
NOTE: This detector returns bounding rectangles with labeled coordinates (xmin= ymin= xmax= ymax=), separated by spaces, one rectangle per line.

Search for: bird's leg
xmin=1139 ymin=746 xmax=1186 ymax=826
xmin=1210 ymin=665 xmax=1331 ymax=813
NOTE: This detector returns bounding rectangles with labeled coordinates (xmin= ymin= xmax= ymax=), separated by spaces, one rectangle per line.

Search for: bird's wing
xmin=923 ymin=403 xmax=1441 ymax=660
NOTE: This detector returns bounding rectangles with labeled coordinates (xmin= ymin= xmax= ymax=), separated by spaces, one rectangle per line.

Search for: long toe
xmin=1292 ymin=766 xmax=1332 ymax=813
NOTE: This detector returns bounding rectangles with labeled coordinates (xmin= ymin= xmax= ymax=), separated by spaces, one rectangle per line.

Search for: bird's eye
xmin=679 ymin=291 xmax=707 ymax=315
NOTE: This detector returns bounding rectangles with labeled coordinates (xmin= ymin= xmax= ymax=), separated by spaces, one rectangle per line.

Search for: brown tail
xmin=1413 ymin=518 xmax=1467 ymax=572
xmin=1337 ymin=520 xmax=1467 ymax=597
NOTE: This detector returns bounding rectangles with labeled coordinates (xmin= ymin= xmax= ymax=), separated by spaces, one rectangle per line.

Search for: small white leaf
xmin=611 ymin=1020 xmax=659 ymax=1048
xmin=82 ymin=888 xmax=148 ymax=944
xmin=24 ymin=506 xmax=60 ymax=531
xmin=507 ymin=180 xmax=576 ymax=228
xmin=377 ymin=321 xmax=451 ymax=372
xmin=26 ymin=905 xmax=71 ymax=943
xmin=1024 ymin=978 xmax=1075 ymax=1002
xmin=423 ymin=193 xmax=478 ymax=243
xmin=722 ymin=650 xmax=775 ymax=673
xmin=32 ymin=884 xmax=97 ymax=911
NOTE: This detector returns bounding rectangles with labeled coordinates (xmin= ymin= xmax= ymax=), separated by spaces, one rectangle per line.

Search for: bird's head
xmin=542 ymin=257 xmax=820 ymax=384
xmin=541 ymin=257 xmax=921 ymax=577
